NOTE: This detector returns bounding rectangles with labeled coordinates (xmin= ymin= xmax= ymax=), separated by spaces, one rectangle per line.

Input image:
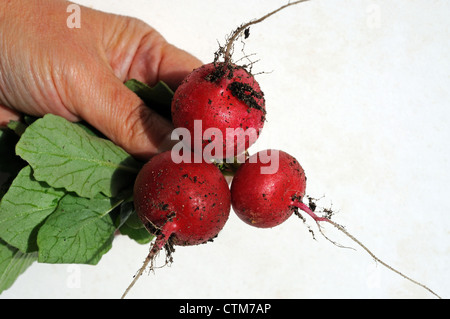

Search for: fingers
xmin=68 ymin=69 xmax=175 ymax=160
xmin=97 ymin=21 xmax=202 ymax=159
xmin=62 ymin=16 xmax=201 ymax=160
xmin=0 ymin=6 xmax=203 ymax=159
xmin=157 ymin=43 xmax=204 ymax=89
xmin=101 ymin=15 xmax=202 ymax=90
xmin=78 ymin=45 xmax=201 ymax=160
xmin=125 ymin=27 xmax=203 ymax=90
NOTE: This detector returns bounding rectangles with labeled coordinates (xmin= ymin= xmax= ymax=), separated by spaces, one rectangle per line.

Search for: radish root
xmin=222 ymin=0 xmax=311 ymax=65
xmin=292 ymin=200 xmax=442 ymax=299
xmin=121 ymin=222 xmax=174 ymax=299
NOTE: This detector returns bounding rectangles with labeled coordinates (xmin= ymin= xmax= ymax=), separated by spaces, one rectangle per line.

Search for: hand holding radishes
xmin=0 ymin=0 xmax=442 ymax=300
xmin=0 ymin=0 xmax=202 ymax=158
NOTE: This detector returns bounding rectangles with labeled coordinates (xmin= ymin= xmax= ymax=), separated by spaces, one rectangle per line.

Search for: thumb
xmin=0 ymin=105 xmax=21 ymax=127
xmin=69 ymin=70 xmax=175 ymax=160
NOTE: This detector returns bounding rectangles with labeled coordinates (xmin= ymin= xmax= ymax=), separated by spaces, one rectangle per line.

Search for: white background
xmin=2 ymin=0 xmax=449 ymax=299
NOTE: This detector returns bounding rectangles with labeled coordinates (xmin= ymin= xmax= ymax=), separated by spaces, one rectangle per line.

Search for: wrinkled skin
xmin=0 ymin=0 xmax=201 ymax=159
xmin=133 ymin=151 xmax=231 ymax=245
xmin=230 ymin=150 xmax=306 ymax=228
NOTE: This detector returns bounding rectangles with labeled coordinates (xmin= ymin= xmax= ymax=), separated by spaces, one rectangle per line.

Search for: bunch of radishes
xmin=122 ymin=1 xmax=440 ymax=299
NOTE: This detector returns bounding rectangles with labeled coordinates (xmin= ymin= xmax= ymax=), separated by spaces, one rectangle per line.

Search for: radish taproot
xmin=121 ymin=150 xmax=231 ymax=298
xmin=230 ymin=149 xmax=441 ymax=298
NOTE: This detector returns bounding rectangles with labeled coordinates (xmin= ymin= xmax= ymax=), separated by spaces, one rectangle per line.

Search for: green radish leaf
xmin=0 ymin=166 xmax=65 ymax=253
xmin=37 ymin=193 xmax=119 ymax=265
xmin=116 ymin=202 xmax=153 ymax=244
xmin=115 ymin=200 xmax=135 ymax=229
xmin=125 ymin=79 xmax=174 ymax=121
xmin=6 ymin=120 xmax=27 ymax=136
xmin=119 ymin=222 xmax=153 ymax=245
xmin=74 ymin=121 xmax=101 ymax=137
xmin=0 ymin=239 xmax=37 ymax=295
xmin=16 ymin=114 xmax=141 ymax=198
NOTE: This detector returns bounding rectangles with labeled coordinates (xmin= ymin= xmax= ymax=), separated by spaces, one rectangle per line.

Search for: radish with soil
xmin=171 ymin=62 xmax=266 ymax=160
xmin=121 ymin=150 xmax=231 ymax=298
xmin=171 ymin=1 xmax=311 ymax=161
xmin=230 ymin=149 xmax=442 ymax=298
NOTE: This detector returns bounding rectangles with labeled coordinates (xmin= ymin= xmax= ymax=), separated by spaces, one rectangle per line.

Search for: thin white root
xmin=294 ymin=200 xmax=442 ymax=299
xmin=325 ymin=219 xmax=442 ymax=299
xmin=121 ymin=253 xmax=153 ymax=299
xmin=223 ymin=0 xmax=312 ymax=64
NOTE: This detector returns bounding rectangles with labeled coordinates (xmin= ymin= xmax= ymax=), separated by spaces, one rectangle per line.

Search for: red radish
xmin=121 ymin=150 xmax=231 ymax=298
xmin=171 ymin=62 xmax=266 ymax=160
xmin=231 ymin=150 xmax=305 ymax=228
xmin=170 ymin=1 xmax=313 ymax=160
xmin=230 ymin=149 xmax=441 ymax=298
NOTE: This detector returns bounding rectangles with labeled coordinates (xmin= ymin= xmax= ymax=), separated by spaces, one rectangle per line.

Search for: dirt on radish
xmin=171 ymin=62 xmax=266 ymax=160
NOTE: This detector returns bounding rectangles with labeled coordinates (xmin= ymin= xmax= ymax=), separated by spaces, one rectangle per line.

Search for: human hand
xmin=0 ymin=0 xmax=202 ymax=159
